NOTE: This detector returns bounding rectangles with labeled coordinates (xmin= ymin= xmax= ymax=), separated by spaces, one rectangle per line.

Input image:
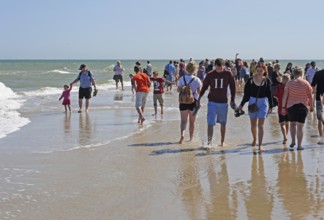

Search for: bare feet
xmin=140 ymin=117 xmax=145 ymax=125
xmin=297 ymin=146 xmax=304 ymax=150
xmin=179 ymin=136 xmax=184 ymax=144
xmin=289 ymin=143 xmax=295 ymax=148
xmin=258 ymin=146 xmax=265 ymax=152
xmin=251 ymin=140 xmax=256 ymax=147
xmin=152 ymin=113 xmax=157 ymax=116
xmin=78 ymin=109 xmax=82 ymax=113
xmin=282 ymin=138 xmax=287 ymax=144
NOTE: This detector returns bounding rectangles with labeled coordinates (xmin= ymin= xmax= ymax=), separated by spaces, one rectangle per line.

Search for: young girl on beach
xmin=274 ymin=74 xmax=290 ymax=144
xmin=59 ymin=84 xmax=72 ymax=113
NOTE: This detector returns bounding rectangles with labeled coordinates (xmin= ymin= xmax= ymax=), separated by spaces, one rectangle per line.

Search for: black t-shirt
xmin=270 ymin=71 xmax=281 ymax=86
xmin=311 ymin=69 xmax=324 ymax=100
xmin=240 ymin=77 xmax=274 ymax=108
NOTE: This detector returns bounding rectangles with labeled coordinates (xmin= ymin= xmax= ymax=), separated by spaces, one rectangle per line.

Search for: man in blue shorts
xmin=198 ymin=58 xmax=236 ymax=147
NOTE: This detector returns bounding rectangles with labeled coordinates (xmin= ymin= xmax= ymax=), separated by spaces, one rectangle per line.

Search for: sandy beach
xmin=0 ymin=89 xmax=323 ymax=220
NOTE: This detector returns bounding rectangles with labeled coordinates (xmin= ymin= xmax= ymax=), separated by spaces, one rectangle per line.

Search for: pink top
xmin=283 ymin=78 xmax=312 ymax=108
xmin=60 ymin=90 xmax=71 ymax=101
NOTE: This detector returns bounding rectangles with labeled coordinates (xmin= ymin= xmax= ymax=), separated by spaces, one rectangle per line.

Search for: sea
xmin=0 ymin=59 xmax=323 ymax=152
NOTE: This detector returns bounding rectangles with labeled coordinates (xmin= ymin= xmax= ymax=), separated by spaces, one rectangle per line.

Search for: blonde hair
xmin=282 ymin=73 xmax=290 ymax=82
xmin=186 ymin=61 xmax=197 ymax=75
xmin=293 ymin=66 xmax=303 ymax=77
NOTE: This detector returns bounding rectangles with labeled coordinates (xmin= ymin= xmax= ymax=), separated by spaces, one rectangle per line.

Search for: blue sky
xmin=1 ymin=0 xmax=323 ymax=60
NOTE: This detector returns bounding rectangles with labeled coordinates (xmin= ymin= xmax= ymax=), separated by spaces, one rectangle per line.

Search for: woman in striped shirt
xmin=282 ymin=66 xmax=313 ymax=150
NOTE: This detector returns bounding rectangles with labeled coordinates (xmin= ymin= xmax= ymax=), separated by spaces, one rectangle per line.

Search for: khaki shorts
xmin=153 ymin=94 xmax=163 ymax=106
xmin=316 ymin=100 xmax=323 ymax=120
xmin=135 ymin=92 xmax=148 ymax=108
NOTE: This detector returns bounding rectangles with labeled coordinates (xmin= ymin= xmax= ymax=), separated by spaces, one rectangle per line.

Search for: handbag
xmin=248 ymin=79 xmax=265 ymax=113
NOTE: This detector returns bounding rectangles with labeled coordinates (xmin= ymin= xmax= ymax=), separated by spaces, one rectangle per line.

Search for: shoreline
xmin=0 ymin=90 xmax=324 ymax=219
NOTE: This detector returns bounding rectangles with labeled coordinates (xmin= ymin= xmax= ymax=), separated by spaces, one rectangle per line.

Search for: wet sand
xmin=0 ymin=91 xmax=324 ymax=219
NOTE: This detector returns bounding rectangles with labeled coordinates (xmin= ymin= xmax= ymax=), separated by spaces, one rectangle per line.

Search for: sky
xmin=1 ymin=0 xmax=323 ymax=60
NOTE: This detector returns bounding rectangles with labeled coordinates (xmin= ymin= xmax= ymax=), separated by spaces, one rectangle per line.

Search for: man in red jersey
xmin=198 ymin=58 xmax=236 ymax=147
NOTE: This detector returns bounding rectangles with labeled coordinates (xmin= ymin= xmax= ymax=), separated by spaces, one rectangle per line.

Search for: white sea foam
xmin=0 ymin=82 xmax=30 ymax=139
xmin=22 ymin=87 xmax=63 ymax=97
xmin=46 ymin=69 xmax=72 ymax=74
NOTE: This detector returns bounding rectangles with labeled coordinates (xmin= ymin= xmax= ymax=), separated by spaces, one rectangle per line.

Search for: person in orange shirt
xmin=132 ymin=66 xmax=151 ymax=125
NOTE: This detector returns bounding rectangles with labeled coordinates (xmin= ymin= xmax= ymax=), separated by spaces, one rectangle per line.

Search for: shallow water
xmin=0 ymin=60 xmax=324 ymax=218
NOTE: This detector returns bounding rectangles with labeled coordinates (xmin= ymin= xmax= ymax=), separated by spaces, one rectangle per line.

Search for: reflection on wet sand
xmin=177 ymin=154 xmax=204 ymax=220
xmin=245 ymin=155 xmax=274 ymax=220
xmin=63 ymin=113 xmax=71 ymax=134
xmin=206 ymin=154 xmax=237 ymax=219
xmin=114 ymin=92 xmax=123 ymax=101
xmin=78 ymin=113 xmax=92 ymax=146
xmin=277 ymin=151 xmax=313 ymax=219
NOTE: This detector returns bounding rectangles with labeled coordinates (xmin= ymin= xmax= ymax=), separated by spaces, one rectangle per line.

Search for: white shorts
xmin=135 ymin=92 xmax=149 ymax=108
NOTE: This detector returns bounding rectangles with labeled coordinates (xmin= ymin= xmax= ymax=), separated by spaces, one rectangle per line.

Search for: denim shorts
xmin=248 ymin=97 xmax=269 ymax=119
xmin=207 ymin=102 xmax=228 ymax=125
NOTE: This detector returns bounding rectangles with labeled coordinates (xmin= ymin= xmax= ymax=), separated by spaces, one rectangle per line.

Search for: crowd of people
xmin=60 ymin=58 xmax=324 ymax=152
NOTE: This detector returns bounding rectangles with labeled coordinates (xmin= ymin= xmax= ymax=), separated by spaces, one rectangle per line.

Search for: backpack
xmin=78 ymin=71 xmax=92 ymax=79
xmin=179 ymin=76 xmax=195 ymax=104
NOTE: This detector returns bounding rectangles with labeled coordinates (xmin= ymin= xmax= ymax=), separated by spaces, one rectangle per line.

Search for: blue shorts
xmin=207 ymin=102 xmax=228 ymax=125
xmin=248 ymin=97 xmax=269 ymax=119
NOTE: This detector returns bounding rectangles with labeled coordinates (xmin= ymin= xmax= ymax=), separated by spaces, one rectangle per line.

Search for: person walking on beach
xmin=164 ymin=61 xmax=175 ymax=92
xmin=282 ymin=67 xmax=313 ymax=150
xmin=197 ymin=61 xmax=206 ymax=81
xmin=70 ymin=64 xmax=97 ymax=113
xmin=237 ymin=64 xmax=273 ymax=151
xmin=274 ymin=74 xmax=290 ymax=144
xmin=59 ymin=84 xmax=72 ymax=113
xmin=270 ymin=63 xmax=282 ymax=107
xmin=146 ymin=60 xmax=153 ymax=76
xmin=311 ymin=68 xmax=324 ymax=144
xmin=113 ymin=61 xmax=125 ymax=90
xmin=197 ymin=58 xmax=236 ymax=147
xmin=305 ymin=61 xmax=319 ymax=85
xmin=150 ymin=71 xmax=173 ymax=116
xmin=178 ymin=61 xmax=202 ymax=144
xmin=132 ymin=66 xmax=151 ymax=125
xmin=179 ymin=59 xmax=186 ymax=78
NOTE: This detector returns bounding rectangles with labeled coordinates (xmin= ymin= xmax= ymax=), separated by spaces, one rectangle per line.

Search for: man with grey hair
xmin=113 ymin=60 xmax=125 ymax=90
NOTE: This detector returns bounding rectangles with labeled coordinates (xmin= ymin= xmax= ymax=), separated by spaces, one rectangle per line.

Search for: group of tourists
xmin=59 ymin=58 xmax=323 ymax=152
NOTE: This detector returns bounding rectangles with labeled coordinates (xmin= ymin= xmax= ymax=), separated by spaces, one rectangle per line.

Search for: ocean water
xmin=0 ymin=59 xmax=323 ymax=149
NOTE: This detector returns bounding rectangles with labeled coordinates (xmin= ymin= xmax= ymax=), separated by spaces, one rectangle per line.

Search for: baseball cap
xmin=79 ymin=64 xmax=86 ymax=70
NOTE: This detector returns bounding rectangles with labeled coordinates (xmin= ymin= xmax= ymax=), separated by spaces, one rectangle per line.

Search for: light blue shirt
xmin=77 ymin=70 xmax=94 ymax=88
xmin=165 ymin=64 xmax=175 ymax=76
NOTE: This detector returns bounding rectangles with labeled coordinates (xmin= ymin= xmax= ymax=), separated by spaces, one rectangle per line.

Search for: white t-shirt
xmin=306 ymin=67 xmax=319 ymax=84
xmin=178 ymin=75 xmax=202 ymax=100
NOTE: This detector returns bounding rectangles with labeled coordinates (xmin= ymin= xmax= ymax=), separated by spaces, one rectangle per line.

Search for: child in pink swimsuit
xmin=59 ymin=84 xmax=72 ymax=112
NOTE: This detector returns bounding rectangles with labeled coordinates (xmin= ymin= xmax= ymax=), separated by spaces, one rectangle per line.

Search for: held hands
xmin=310 ymin=105 xmax=314 ymax=112
xmin=281 ymin=108 xmax=286 ymax=115
xmin=268 ymin=108 xmax=273 ymax=114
